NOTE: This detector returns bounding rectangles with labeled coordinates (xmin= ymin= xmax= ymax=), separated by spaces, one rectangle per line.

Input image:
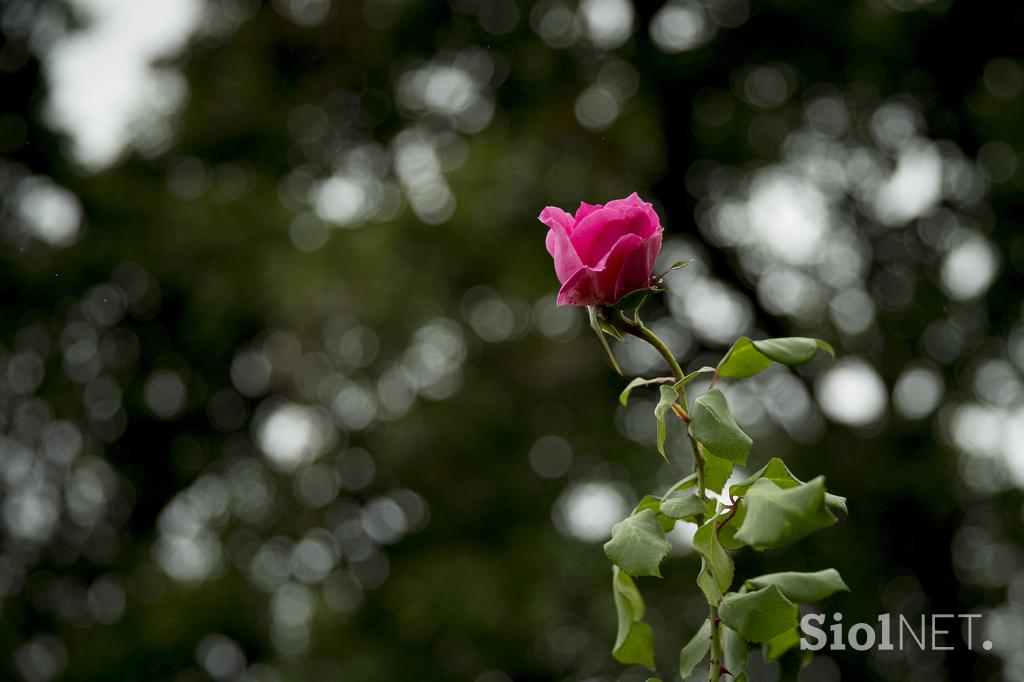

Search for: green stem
xmin=614 ymin=312 xmax=684 ymax=381
xmin=691 ymin=435 xmax=707 ymax=500
xmin=615 ymin=311 xmax=719 ymax=682
xmin=709 ymin=607 xmax=723 ymax=682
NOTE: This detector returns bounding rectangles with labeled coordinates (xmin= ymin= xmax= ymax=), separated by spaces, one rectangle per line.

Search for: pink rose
xmin=539 ymin=192 xmax=664 ymax=307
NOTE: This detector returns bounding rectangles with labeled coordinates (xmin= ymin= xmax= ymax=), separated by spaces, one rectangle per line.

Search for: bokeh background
xmin=2 ymin=0 xmax=1023 ymax=680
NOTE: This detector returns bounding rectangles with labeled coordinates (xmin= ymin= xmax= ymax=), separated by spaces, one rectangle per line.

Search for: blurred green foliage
xmin=1 ymin=0 xmax=1024 ymax=681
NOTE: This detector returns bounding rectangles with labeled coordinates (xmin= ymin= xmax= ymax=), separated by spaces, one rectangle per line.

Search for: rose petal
xmin=605 ymin=193 xmax=661 ymax=234
xmin=556 ymin=266 xmax=603 ymax=306
xmin=613 ymin=231 xmax=663 ymax=301
xmin=574 ymin=201 xmax=603 ymax=223
xmin=570 ymin=207 xmax=652 ymax=266
xmin=545 ymin=222 xmax=583 ymax=283
xmin=538 ymin=206 xmax=574 ymax=235
xmin=603 ymin=192 xmax=643 ymax=210
xmin=555 ymin=234 xmax=642 ymax=306
xmin=592 ymin=232 xmax=643 ymax=299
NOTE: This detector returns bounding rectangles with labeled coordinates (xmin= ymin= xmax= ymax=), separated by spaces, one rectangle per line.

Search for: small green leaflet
xmin=716 ymin=337 xmax=773 ymax=378
xmin=718 ymin=585 xmax=798 ymax=643
xmin=717 ymin=336 xmax=834 ymax=379
xmin=654 ymin=258 xmax=693 ymax=282
xmin=693 ymin=519 xmax=733 ymax=605
xmin=703 ymin=450 xmax=734 ymax=495
xmin=654 ymin=384 xmax=679 ymax=461
xmin=730 ymin=457 xmax=848 ymax=515
xmin=678 ymin=618 xmax=711 ymax=677
xmin=688 ymin=390 xmax=751 ymax=464
xmin=659 ymin=473 xmax=698 ymax=503
xmin=744 ymin=569 xmax=849 ymax=602
xmin=762 ymin=627 xmax=801 ymax=660
xmin=752 ymin=337 xmax=816 ymax=365
xmin=734 ymin=477 xmax=837 ymax=550
xmin=729 ymin=457 xmax=801 ymax=496
xmin=825 ymin=492 xmax=848 ymax=514
xmin=634 ymin=495 xmax=676 ymax=532
xmin=723 ymin=626 xmax=748 ymax=678
xmin=611 ymin=288 xmax=651 ymax=316
xmin=696 ymin=559 xmax=721 ymax=608
xmin=678 ymin=366 xmax=715 ymax=386
xmin=660 ymin=493 xmax=714 ymax=522
xmin=619 ymin=376 xmax=674 ymax=405
xmin=612 ymin=567 xmax=655 ymax=669
xmin=604 ymin=509 xmax=672 ymax=578
xmin=597 ymin=317 xmax=626 ymax=341
xmin=587 ymin=306 xmax=623 ymax=376
xmin=716 ymin=500 xmax=746 ymax=551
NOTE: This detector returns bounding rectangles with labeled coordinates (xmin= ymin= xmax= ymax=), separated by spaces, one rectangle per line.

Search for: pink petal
xmin=556 ymin=267 xmax=603 ymax=306
xmin=570 ymin=207 xmax=653 ymax=266
xmin=538 ymin=206 xmax=574 ymax=235
xmin=574 ymin=202 xmax=603 ymax=223
xmin=555 ymin=234 xmax=642 ymax=306
xmin=613 ymin=231 xmax=663 ymax=301
xmin=592 ymin=233 xmax=643 ymax=298
xmin=604 ymin=192 xmax=644 ymax=209
xmin=605 ymin=193 xmax=661 ymax=234
xmin=545 ymin=222 xmax=583 ymax=284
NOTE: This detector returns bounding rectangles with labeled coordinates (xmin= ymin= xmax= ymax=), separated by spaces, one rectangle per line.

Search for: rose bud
xmin=538 ymin=192 xmax=664 ymax=307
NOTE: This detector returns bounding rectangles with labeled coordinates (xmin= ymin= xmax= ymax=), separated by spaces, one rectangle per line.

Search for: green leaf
xmin=655 ymin=258 xmax=693 ymax=281
xmin=719 ymin=585 xmax=798 ymax=643
xmin=678 ymin=619 xmax=711 ymax=678
xmin=730 ymin=458 xmax=848 ymax=516
xmin=614 ymin=614 xmax=654 ymax=667
xmin=825 ymin=492 xmax=848 ymax=514
xmin=744 ymin=569 xmax=849 ymax=602
xmin=762 ymin=627 xmax=801 ymax=660
xmin=654 ymin=384 xmax=680 ymax=461
xmin=620 ymin=377 xmax=674 ymax=405
xmin=693 ymin=519 xmax=733 ymax=605
xmin=716 ymin=501 xmax=746 ymax=550
xmin=678 ymin=366 xmax=715 ymax=386
xmin=660 ymin=493 xmax=714 ymax=522
xmin=635 ymin=495 xmax=676 ymax=532
xmin=587 ymin=306 xmax=623 ymax=376
xmin=597 ymin=317 xmax=626 ymax=341
xmin=612 ymin=288 xmax=652 ymax=315
xmin=751 ymin=337 xmax=818 ymax=365
xmin=688 ymin=390 xmax=751 ymax=465
xmin=723 ymin=626 xmax=748 ymax=678
xmin=612 ymin=567 xmax=655 ymax=669
xmin=703 ymin=450 xmax=734 ymax=495
xmin=729 ymin=457 xmax=801 ymax=497
xmin=696 ymin=561 xmax=721 ymax=608
xmin=660 ymin=473 xmax=698 ymax=503
xmin=604 ymin=509 xmax=672 ymax=578
xmin=734 ymin=478 xmax=837 ymax=550
xmin=717 ymin=336 xmax=834 ymax=380
xmin=716 ymin=337 xmax=773 ymax=378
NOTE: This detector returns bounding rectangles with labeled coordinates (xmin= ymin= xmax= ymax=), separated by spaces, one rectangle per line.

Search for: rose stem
xmin=613 ymin=310 xmax=721 ymax=682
